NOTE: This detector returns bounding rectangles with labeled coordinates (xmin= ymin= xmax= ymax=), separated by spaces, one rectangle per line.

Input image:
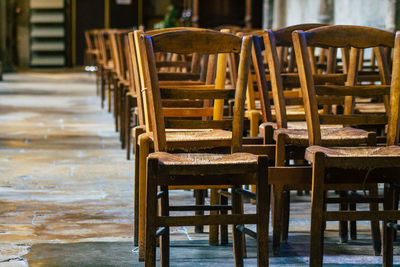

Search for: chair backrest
xmin=92 ymin=30 xmax=103 ymax=63
xmin=137 ymin=29 xmax=252 ymax=152
xmin=292 ymin=25 xmax=394 ymax=146
xmin=97 ymin=29 xmax=114 ymax=66
xmin=84 ymin=30 xmax=95 ymax=51
xmin=252 ymin=24 xmax=331 ymax=128
xmin=387 ymin=31 xmax=400 ymax=146
xmin=128 ymin=27 xmax=221 ymax=132
xmin=109 ymin=30 xmax=130 ymax=80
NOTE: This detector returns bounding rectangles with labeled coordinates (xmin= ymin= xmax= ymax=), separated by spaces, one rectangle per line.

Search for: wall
xmin=334 ymin=0 xmax=395 ymax=31
xmin=263 ymin=0 xmax=396 ymax=30
xmin=284 ymin=0 xmax=321 ymax=27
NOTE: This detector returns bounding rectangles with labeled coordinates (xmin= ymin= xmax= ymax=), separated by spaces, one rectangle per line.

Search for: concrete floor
xmin=0 ymin=71 xmax=399 ymax=266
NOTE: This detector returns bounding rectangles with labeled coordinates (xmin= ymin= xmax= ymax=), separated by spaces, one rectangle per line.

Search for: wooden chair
xmin=129 ymin=27 xmax=265 ymax=260
xmin=292 ymin=25 xmax=399 ymax=266
xmin=245 ymin=25 xmax=339 ymax=139
xmin=109 ymin=30 xmax=127 ymax=133
xmin=139 ymin=29 xmax=269 ymax=267
xmin=96 ymin=29 xmax=115 ymax=111
xmin=254 ymin=24 xmax=350 ymax=255
xmin=84 ymin=29 xmax=99 ymax=69
xmin=109 ymin=30 xmax=136 ymax=147
xmin=91 ymin=29 xmax=107 ymax=104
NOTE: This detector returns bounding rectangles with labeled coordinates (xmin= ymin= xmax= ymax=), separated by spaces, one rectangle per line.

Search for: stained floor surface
xmin=0 ymin=71 xmax=399 ymax=266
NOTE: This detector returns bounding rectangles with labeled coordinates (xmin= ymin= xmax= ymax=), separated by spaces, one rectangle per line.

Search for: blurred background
xmin=0 ymin=0 xmax=398 ymax=72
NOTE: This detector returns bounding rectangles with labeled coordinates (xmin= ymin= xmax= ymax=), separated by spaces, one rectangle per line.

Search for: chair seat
xmin=305 ymin=145 xmax=400 ymax=168
xmin=274 ymin=127 xmax=369 ymax=146
xmin=149 ymin=152 xmax=258 ymax=166
xmin=355 ymin=102 xmax=386 ymax=114
xmin=146 ymin=129 xmax=232 ymax=151
xmin=148 ymin=152 xmax=259 ymax=176
xmin=264 ymin=121 xmax=341 ymax=130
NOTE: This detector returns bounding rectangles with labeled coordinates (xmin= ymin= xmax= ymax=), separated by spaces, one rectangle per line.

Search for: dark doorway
xmin=110 ymin=0 xmax=138 ymax=29
xmin=75 ymin=0 xmax=105 ymax=66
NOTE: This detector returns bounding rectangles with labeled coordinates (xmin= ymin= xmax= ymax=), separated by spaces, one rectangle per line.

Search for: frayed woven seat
xmin=305 ymin=145 xmax=400 ymax=169
xmin=262 ymin=121 xmax=341 ymax=130
xmin=162 ymin=129 xmax=232 ymax=142
xmin=355 ymin=103 xmax=386 ymax=114
xmin=146 ymin=129 xmax=232 ymax=151
xmin=149 ymin=152 xmax=258 ymax=166
xmin=274 ymin=127 xmax=369 ymax=146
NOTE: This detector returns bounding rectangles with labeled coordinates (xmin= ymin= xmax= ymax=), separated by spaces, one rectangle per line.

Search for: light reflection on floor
xmin=0 ymin=72 xmax=398 ymax=266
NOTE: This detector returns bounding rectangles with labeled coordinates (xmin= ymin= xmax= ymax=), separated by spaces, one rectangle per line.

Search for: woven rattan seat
xmin=161 ymin=129 xmax=232 ymax=142
xmin=146 ymin=129 xmax=233 ymax=151
xmin=149 ymin=152 xmax=258 ymax=166
xmin=305 ymin=145 xmax=400 ymax=169
xmin=274 ymin=127 xmax=369 ymax=146
xmin=263 ymin=121 xmax=340 ymax=130
xmin=355 ymin=103 xmax=386 ymax=114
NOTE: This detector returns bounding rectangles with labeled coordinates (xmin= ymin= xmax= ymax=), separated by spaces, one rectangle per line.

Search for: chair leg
xmin=310 ymin=152 xmax=326 ymax=267
xmin=107 ymin=72 xmax=112 ymax=113
xmin=125 ymin=97 xmax=132 ymax=160
xmin=232 ymin=185 xmax=244 ymax=267
xmin=133 ymin=130 xmax=139 ymax=246
xmin=101 ymin=67 xmax=106 ymax=109
xmin=272 ymin=184 xmax=284 ymax=256
xmin=240 ymin=193 xmax=247 ymax=258
xmin=220 ymin=189 xmax=229 ymax=244
xmin=249 ymin=111 xmax=260 ymax=203
xmin=209 ymin=188 xmax=219 ymax=245
xmin=393 ymin=188 xmax=399 ymax=241
xmin=145 ymin=158 xmax=158 ymax=267
xmin=349 ymin=200 xmax=357 ymax=240
xmin=113 ymin=79 xmax=119 ymax=132
xmin=96 ymin=65 xmax=100 ymax=96
xmin=120 ymin=89 xmax=126 ymax=148
xmin=369 ymin=184 xmax=382 ymax=255
xmin=138 ymin=135 xmax=150 ymax=261
xmin=256 ymin=155 xmax=270 ymax=267
xmin=383 ymin=183 xmax=394 ymax=267
xmin=339 ymin=191 xmax=349 ymax=243
xmin=133 ymin=127 xmax=144 ymax=246
xmin=195 ymin=189 xmax=204 ymax=233
xmin=281 ymin=189 xmax=290 ymax=243
xmin=160 ymin=185 xmax=170 ymax=267
xmin=249 ymin=110 xmax=260 ymax=137
xmin=273 ymin=133 xmax=286 ymax=256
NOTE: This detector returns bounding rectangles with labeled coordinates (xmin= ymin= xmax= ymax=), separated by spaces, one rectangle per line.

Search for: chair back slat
xmin=270 ymin=23 xmax=327 ymax=46
xmin=160 ymin=88 xmax=235 ymax=99
xmin=163 ymin=107 xmax=214 ymax=117
xmin=387 ymin=32 xmax=400 ymax=145
xmin=304 ymin=25 xmax=394 ymax=48
xmin=315 ymin=85 xmax=390 ymax=96
xmin=319 ymin=114 xmax=388 ymax=125
xmin=251 ymin=35 xmax=272 ymax=122
xmin=150 ymin=30 xmax=242 ymax=55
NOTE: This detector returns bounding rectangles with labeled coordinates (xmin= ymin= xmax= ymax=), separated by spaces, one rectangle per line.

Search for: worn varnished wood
xmin=295 ymin=26 xmax=400 ymax=267
xmin=137 ymin=28 xmax=268 ymax=266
